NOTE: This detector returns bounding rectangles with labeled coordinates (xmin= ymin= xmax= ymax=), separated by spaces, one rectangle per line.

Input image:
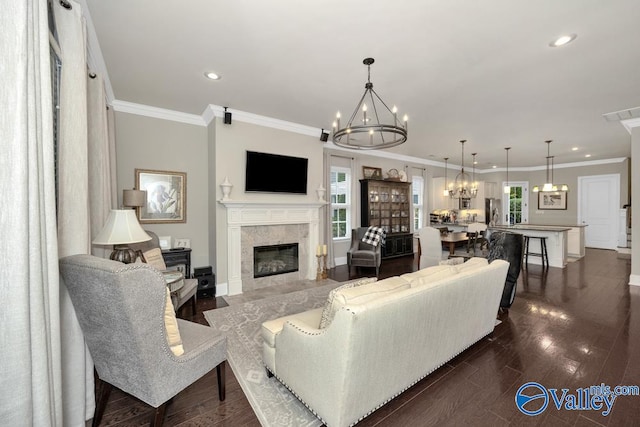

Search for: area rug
xmin=203 ymin=282 xmax=342 ymax=426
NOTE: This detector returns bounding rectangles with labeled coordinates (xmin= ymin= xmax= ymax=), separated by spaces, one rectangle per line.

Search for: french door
xmin=502 ymin=181 xmax=529 ymax=225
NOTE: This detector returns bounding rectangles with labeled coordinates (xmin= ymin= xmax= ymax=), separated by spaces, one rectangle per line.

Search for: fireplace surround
xmin=219 ymin=200 xmax=325 ymax=295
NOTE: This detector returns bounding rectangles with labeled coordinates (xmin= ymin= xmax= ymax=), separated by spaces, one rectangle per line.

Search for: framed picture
xmin=135 ymin=169 xmax=187 ymax=223
xmin=538 ymin=191 xmax=567 ymax=210
xmin=362 ymin=166 xmax=383 ymax=180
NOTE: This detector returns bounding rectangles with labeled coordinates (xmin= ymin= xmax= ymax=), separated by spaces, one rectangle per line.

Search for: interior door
xmin=578 ymin=174 xmax=620 ymax=249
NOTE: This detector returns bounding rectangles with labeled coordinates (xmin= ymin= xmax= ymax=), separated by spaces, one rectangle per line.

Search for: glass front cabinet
xmin=360 ymin=179 xmax=413 ymax=259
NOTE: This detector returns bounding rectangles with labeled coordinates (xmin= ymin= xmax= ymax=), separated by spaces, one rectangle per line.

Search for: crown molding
xmin=202 ymin=105 xmax=321 ymax=138
xmin=111 ymin=100 xmax=206 ymax=126
xmin=622 ymin=117 xmax=640 ymax=133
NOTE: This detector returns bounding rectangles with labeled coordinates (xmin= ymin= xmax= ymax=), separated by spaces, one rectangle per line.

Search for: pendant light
xmin=532 ymin=140 xmax=569 ymax=192
xmin=470 ymin=152 xmax=479 ymax=198
xmin=503 ymin=147 xmax=511 ymax=194
xmin=450 ymin=140 xmax=473 ymax=199
xmin=443 ymin=157 xmax=450 ymax=197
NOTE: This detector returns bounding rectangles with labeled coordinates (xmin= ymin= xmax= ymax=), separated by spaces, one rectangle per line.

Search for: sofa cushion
xmin=400 ymin=265 xmax=458 ymax=285
xmin=455 ymin=257 xmax=488 ymax=273
xmin=438 ymin=257 xmax=464 ymax=266
xmin=319 ymin=277 xmax=409 ymax=329
xmin=262 ymin=307 xmax=324 ymax=347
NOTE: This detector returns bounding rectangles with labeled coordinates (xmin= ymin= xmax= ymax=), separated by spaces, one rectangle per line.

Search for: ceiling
xmin=82 ymin=0 xmax=640 ymax=169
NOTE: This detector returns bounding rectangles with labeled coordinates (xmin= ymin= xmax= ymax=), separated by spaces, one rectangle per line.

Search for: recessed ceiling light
xmin=549 ymin=34 xmax=577 ymax=47
xmin=585 ymin=154 xmax=591 ymax=158
xmin=492 ymin=165 xmax=497 ymax=169
xmin=204 ymin=71 xmax=221 ymax=80
xmin=572 ymin=147 xmax=578 ymax=151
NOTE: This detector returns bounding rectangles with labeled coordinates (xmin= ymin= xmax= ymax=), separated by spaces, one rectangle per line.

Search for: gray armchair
xmin=347 ymin=227 xmax=382 ymax=277
xmin=59 ymin=254 xmax=227 ymax=427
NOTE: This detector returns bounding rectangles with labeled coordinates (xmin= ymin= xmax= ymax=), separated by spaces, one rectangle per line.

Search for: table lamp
xmin=93 ymin=209 xmax=151 ymax=263
xmin=123 ymin=189 xmax=147 ymax=208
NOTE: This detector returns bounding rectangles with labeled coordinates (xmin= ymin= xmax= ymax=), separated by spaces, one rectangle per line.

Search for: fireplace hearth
xmin=253 ymin=243 xmax=299 ymax=278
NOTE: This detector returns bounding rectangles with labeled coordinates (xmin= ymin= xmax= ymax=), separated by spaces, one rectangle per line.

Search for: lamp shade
xmin=93 ymin=209 xmax=151 ymax=245
xmin=123 ymin=189 xmax=147 ymax=207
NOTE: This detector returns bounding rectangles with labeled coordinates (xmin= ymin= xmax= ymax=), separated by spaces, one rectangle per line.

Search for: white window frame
xmin=412 ymin=175 xmax=424 ymax=231
xmin=502 ymin=181 xmax=529 ymax=225
xmin=330 ymin=166 xmax=351 ymax=240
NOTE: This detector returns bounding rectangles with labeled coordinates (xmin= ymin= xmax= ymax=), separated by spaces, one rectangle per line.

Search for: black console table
xmin=161 ymin=248 xmax=192 ymax=278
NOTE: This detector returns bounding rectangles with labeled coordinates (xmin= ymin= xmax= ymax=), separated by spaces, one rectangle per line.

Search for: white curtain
xmin=0 ymin=1 xmax=63 ymax=425
xmin=323 ymin=150 xmax=335 ymax=268
xmin=55 ymin=0 xmax=118 ymax=423
xmin=1 ymin=1 xmax=115 ymax=424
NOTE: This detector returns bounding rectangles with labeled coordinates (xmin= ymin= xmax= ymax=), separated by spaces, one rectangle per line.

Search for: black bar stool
xmin=523 ymin=236 xmax=549 ymax=269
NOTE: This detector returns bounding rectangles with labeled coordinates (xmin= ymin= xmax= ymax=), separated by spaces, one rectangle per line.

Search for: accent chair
xmin=347 ymin=227 xmax=382 ymax=277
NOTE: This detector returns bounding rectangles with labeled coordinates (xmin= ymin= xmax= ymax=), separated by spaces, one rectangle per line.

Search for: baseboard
xmin=334 ymin=256 xmax=347 ymax=266
xmin=628 ymin=275 xmax=640 ymax=287
xmin=216 ymin=282 xmax=229 ymax=296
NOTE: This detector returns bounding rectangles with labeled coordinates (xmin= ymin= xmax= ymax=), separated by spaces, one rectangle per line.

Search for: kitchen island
xmin=490 ymin=224 xmax=571 ymax=268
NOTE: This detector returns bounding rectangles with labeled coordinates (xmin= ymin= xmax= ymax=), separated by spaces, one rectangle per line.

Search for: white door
xmin=501 ymin=181 xmax=529 ymax=225
xmin=578 ymin=174 xmax=619 ymax=249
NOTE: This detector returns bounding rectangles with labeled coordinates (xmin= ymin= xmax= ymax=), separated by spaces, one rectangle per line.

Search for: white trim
xmin=629 ymin=274 xmax=640 ymax=286
xmin=622 ymin=117 xmax=640 ymax=133
xmin=111 ymin=100 xmax=206 ymax=126
xmin=219 ymin=200 xmax=325 ymax=295
xmin=215 ymin=282 xmax=229 ymax=296
xmin=202 ymin=104 xmax=321 ymax=137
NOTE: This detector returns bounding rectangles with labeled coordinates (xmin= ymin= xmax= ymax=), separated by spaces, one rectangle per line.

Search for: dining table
xmin=440 ymin=232 xmax=469 ymax=255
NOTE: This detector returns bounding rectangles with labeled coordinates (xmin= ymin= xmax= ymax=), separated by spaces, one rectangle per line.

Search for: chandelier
xmin=332 ymin=58 xmax=408 ymax=150
xmin=532 ymin=140 xmax=569 ymax=192
xmin=448 ymin=140 xmax=477 ymax=199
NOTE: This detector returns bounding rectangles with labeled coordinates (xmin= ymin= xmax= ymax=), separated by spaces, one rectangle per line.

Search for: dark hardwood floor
xmin=100 ymin=249 xmax=640 ymax=426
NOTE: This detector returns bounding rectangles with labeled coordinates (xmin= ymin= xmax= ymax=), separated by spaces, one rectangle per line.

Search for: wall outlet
xmin=175 ymin=238 xmax=191 ymax=248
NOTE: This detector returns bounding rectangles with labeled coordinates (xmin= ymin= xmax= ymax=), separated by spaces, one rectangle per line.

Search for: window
xmin=412 ymin=175 xmax=424 ymax=231
xmin=502 ymin=181 xmax=528 ymax=225
xmin=330 ymin=167 xmax=351 ymax=239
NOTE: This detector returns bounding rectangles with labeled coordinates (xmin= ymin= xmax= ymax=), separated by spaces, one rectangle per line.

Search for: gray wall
xmin=114 ymin=112 xmax=210 ymax=273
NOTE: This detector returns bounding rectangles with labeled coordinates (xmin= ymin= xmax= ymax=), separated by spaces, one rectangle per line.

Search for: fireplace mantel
xmin=219 ymin=199 xmax=326 ymax=295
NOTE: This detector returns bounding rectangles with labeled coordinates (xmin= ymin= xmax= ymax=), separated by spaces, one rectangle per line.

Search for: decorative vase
xmin=220 ymin=176 xmax=233 ymax=201
xmin=316 ymin=184 xmax=326 ymax=202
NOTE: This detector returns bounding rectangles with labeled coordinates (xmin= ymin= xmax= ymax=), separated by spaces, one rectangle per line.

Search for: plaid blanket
xmin=362 ymin=226 xmax=386 ymax=247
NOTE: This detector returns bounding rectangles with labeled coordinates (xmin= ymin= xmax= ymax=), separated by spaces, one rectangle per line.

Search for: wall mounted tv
xmin=245 ymin=151 xmax=308 ymax=194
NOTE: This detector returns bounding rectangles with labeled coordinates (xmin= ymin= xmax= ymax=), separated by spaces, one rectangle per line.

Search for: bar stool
xmin=523 ymin=235 xmax=549 ymax=269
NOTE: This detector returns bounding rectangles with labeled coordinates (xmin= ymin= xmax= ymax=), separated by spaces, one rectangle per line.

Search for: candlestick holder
xmin=316 ymin=254 xmax=323 ymax=281
xmin=322 ymin=254 xmax=328 ymax=279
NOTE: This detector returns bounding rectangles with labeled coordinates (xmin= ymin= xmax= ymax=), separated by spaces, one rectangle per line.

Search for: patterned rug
xmin=203 ymin=282 xmax=342 ymax=426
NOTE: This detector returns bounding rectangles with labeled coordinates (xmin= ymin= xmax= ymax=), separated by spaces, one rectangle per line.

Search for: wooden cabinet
xmin=360 ymin=179 xmax=413 ymax=258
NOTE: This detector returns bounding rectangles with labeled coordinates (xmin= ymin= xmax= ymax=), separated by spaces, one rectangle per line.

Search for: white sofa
xmin=261 ymin=257 xmax=509 ymax=427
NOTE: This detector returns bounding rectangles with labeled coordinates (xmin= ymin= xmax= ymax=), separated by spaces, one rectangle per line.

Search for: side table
xmin=162 ymin=248 xmax=192 ymax=278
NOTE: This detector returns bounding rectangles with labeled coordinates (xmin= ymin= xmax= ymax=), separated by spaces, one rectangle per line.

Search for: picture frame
xmin=538 ymin=191 xmax=567 ymax=210
xmin=135 ymin=169 xmax=187 ymax=223
xmin=362 ymin=166 xmax=383 ymax=180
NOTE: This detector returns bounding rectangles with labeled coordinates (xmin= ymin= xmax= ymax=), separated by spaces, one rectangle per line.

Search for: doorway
xmin=578 ymin=174 xmax=620 ymax=249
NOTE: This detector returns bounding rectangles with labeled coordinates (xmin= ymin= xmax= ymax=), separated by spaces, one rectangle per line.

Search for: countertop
xmin=490 ymin=224 xmax=572 ymax=232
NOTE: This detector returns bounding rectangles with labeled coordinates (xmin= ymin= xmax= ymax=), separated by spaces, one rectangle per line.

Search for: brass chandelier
xmin=332 ymin=58 xmax=408 ymax=150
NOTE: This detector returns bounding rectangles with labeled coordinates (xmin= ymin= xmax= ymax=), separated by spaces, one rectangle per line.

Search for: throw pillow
xmin=143 ymin=248 xmax=167 ymax=270
xmin=319 ymin=277 xmax=378 ymax=329
xmin=164 ymin=287 xmax=184 ymax=356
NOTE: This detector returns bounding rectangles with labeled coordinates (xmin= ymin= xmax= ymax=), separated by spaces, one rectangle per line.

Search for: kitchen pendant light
xmin=443 ymin=157 xmax=450 ymax=197
xmin=532 ymin=140 xmax=569 ymax=192
xmin=470 ymin=152 xmax=479 ymax=198
xmin=449 ymin=140 xmax=473 ymax=199
xmin=503 ymin=147 xmax=511 ymax=194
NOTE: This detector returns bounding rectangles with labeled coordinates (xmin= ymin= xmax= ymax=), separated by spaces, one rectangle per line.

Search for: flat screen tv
xmin=245 ymin=151 xmax=308 ymax=194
